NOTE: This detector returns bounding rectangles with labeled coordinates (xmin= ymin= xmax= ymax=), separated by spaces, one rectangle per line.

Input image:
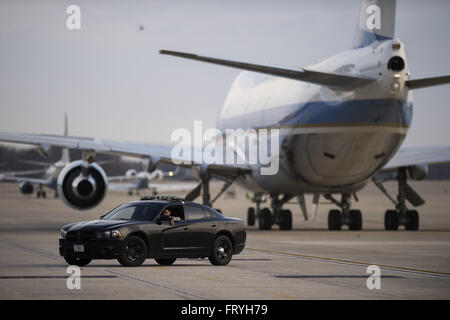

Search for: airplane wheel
xmin=42 ymin=191 xmax=46 ymax=198
xmin=279 ymin=209 xmax=292 ymax=230
xmin=348 ymin=209 xmax=362 ymax=230
xmin=247 ymin=207 xmax=255 ymax=226
xmin=37 ymin=191 xmax=41 ymax=198
xmin=328 ymin=209 xmax=342 ymax=230
xmin=127 ymin=190 xmax=133 ymax=196
xmin=404 ymin=210 xmax=419 ymax=231
xmin=259 ymin=208 xmax=272 ymax=230
xmin=385 ymin=210 xmax=399 ymax=230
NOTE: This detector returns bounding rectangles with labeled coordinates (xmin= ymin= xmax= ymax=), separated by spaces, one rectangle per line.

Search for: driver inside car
xmin=163 ymin=208 xmax=180 ymax=225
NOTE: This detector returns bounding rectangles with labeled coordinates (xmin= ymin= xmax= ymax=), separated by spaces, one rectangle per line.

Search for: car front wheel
xmin=117 ymin=236 xmax=148 ymax=267
xmin=209 ymin=235 xmax=233 ymax=266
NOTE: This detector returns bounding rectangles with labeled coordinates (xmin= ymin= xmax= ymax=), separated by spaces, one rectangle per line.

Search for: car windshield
xmin=102 ymin=203 xmax=163 ymax=221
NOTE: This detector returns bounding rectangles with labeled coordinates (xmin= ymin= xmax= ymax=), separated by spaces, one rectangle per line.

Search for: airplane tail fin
xmin=61 ymin=113 xmax=70 ymax=163
xmin=352 ymin=0 xmax=396 ymax=49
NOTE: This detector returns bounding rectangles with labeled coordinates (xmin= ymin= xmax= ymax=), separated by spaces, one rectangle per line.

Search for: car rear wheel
xmin=155 ymin=258 xmax=176 ymax=266
xmin=64 ymin=256 xmax=92 ymax=267
xmin=117 ymin=236 xmax=147 ymax=267
xmin=209 ymin=235 xmax=233 ymax=266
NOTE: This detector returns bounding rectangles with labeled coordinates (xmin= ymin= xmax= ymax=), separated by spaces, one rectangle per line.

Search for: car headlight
xmin=98 ymin=230 xmax=122 ymax=239
xmin=60 ymin=229 xmax=67 ymax=239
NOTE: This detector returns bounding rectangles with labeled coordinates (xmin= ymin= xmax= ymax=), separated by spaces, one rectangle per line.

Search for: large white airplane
xmin=1 ymin=0 xmax=449 ymax=231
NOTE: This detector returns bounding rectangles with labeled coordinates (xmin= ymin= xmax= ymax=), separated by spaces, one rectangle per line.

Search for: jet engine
xmin=19 ymin=181 xmax=34 ymax=195
xmin=408 ymin=164 xmax=428 ymax=181
xmin=57 ymin=160 xmax=108 ymax=210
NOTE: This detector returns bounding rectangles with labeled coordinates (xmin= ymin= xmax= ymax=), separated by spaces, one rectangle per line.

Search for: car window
xmin=160 ymin=205 xmax=185 ymax=220
xmin=102 ymin=203 xmax=163 ymax=221
xmin=185 ymin=204 xmax=208 ymax=221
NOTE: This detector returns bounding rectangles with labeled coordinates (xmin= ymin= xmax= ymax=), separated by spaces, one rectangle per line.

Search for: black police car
xmin=59 ymin=196 xmax=246 ymax=267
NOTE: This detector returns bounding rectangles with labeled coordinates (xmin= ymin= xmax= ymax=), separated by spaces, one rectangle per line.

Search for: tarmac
xmin=0 ymin=180 xmax=449 ymax=299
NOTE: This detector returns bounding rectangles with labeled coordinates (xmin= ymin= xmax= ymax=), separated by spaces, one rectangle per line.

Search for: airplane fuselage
xmin=216 ymin=39 xmax=412 ymax=194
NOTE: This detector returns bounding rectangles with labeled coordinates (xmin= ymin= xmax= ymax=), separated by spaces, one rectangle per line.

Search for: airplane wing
xmin=107 ymin=183 xmax=137 ymax=191
xmin=18 ymin=159 xmax=52 ymax=167
xmin=107 ymin=175 xmax=130 ymax=182
xmin=108 ymin=181 xmax=200 ymax=193
xmin=0 ymin=132 xmax=252 ymax=179
xmin=406 ymin=74 xmax=450 ymax=90
xmin=0 ymin=174 xmax=50 ymax=185
xmin=159 ymin=50 xmax=376 ymax=90
xmin=0 ymin=168 xmax=47 ymax=176
xmin=0 ymin=131 xmax=192 ymax=168
xmin=382 ymin=146 xmax=450 ymax=171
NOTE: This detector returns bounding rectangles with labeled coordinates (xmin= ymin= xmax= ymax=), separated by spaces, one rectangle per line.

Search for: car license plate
xmin=73 ymin=244 xmax=84 ymax=253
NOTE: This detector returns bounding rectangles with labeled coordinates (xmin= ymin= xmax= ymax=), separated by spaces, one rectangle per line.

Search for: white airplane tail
xmin=352 ymin=0 xmax=396 ymax=49
xmin=61 ymin=113 xmax=70 ymax=163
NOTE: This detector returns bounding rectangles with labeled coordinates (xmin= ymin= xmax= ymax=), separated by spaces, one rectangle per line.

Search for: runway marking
xmin=198 ymin=275 xmax=221 ymax=282
xmin=266 ymin=290 xmax=300 ymax=300
xmin=105 ymin=269 xmax=209 ymax=300
xmin=246 ymin=248 xmax=450 ymax=279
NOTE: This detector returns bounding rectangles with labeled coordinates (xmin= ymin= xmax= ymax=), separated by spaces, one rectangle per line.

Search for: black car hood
xmin=65 ymin=220 xmax=142 ymax=232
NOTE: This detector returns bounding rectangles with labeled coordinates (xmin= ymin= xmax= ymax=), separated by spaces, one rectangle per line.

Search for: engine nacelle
xmin=408 ymin=164 xmax=428 ymax=181
xmin=57 ymin=160 xmax=108 ymax=210
xmin=19 ymin=181 xmax=34 ymax=195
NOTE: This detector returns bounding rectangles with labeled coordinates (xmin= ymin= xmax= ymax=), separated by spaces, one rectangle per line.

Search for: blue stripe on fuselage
xmin=216 ymin=99 xmax=412 ymax=131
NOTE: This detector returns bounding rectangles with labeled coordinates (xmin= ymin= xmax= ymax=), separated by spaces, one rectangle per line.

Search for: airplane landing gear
xmin=374 ymin=167 xmax=422 ymax=231
xmin=36 ymin=184 xmax=46 ymax=199
xmin=324 ymin=193 xmax=362 ymax=231
xmin=247 ymin=193 xmax=294 ymax=230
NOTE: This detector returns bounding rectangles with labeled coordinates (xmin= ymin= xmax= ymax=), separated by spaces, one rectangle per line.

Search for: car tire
xmin=155 ymin=258 xmax=176 ymax=266
xmin=64 ymin=256 xmax=92 ymax=267
xmin=209 ymin=235 xmax=233 ymax=266
xmin=117 ymin=236 xmax=148 ymax=267
xmin=247 ymin=207 xmax=255 ymax=226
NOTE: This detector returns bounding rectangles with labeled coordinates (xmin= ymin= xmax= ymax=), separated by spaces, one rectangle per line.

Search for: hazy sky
xmin=0 ymin=0 xmax=449 ymax=147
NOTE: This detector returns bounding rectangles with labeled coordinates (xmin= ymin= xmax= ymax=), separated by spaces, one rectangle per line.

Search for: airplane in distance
xmin=1 ymin=0 xmax=450 ymax=231
xmin=0 ymin=113 xmax=72 ymax=198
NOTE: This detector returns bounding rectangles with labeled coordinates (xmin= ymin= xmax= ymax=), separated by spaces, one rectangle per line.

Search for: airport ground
xmin=0 ymin=181 xmax=449 ymax=299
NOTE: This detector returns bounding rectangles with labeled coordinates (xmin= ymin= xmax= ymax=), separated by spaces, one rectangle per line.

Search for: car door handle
xmin=211 ymin=224 xmax=216 ymax=227
xmin=183 ymin=227 xmax=188 ymax=230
